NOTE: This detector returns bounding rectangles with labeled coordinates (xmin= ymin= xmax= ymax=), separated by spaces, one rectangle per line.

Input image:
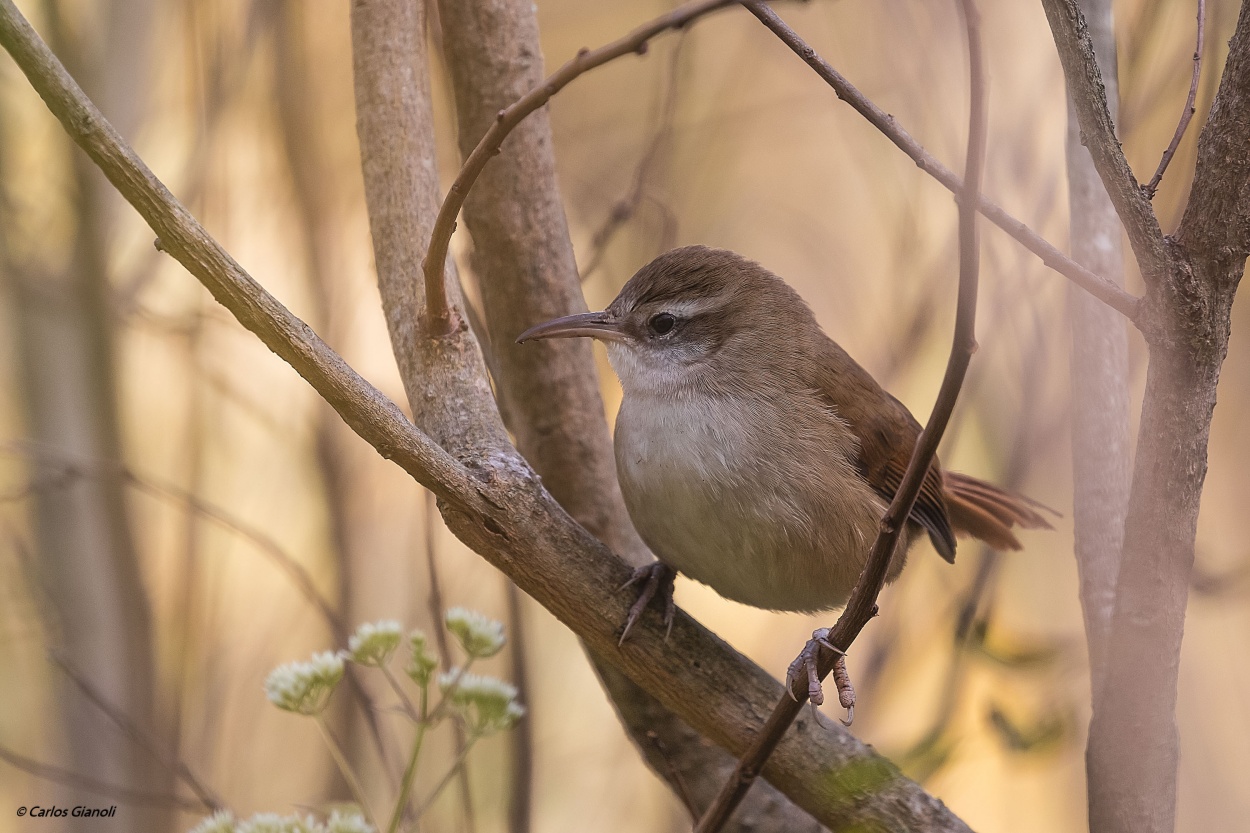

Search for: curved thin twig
xmin=746 ymin=1 xmax=1142 ymax=325
xmin=421 ymin=0 xmax=741 ymax=335
xmin=694 ymin=1 xmax=989 ymax=828
xmin=1144 ymin=0 xmax=1206 ymax=198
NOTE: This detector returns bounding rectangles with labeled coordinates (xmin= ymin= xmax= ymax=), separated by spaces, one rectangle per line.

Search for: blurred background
xmin=0 ymin=0 xmax=1247 ymax=831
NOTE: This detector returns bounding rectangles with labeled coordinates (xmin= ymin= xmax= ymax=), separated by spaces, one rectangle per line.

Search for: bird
xmin=518 ymin=245 xmax=1051 ymax=641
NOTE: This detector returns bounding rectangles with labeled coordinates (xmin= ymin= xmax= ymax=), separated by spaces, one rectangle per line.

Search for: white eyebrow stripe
xmin=658 ymin=299 xmax=712 ymax=318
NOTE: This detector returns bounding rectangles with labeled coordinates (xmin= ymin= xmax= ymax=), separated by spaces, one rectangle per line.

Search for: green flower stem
xmin=411 ymin=733 xmax=480 ymax=822
xmin=427 ymin=659 xmax=474 ymax=724
xmin=382 ymin=664 xmax=421 ymax=722
xmin=315 ymin=714 xmax=379 ymax=831
xmin=387 ymin=687 xmax=429 ymax=833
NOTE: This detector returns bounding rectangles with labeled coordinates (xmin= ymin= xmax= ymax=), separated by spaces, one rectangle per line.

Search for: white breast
xmin=613 ymin=389 xmax=896 ymax=612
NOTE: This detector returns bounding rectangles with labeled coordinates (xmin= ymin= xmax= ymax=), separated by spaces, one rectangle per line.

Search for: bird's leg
xmin=831 ymin=654 xmax=856 ymax=726
xmin=618 ymin=562 xmax=677 ymax=644
xmin=785 ymin=627 xmax=856 ymax=725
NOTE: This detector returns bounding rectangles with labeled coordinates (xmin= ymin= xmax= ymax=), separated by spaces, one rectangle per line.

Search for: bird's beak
xmin=516 ymin=311 xmax=630 ymax=344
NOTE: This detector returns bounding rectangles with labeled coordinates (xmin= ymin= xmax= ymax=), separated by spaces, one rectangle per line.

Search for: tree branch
xmin=695 ymin=1 xmax=988 ymax=828
xmin=746 ymin=2 xmax=1142 ymax=323
xmin=1038 ymin=0 xmax=1169 ymax=285
xmin=1143 ymin=0 xmax=1206 ymax=199
xmin=0 ymin=744 xmax=207 ymax=812
xmin=1064 ymin=0 xmax=1132 ymax=706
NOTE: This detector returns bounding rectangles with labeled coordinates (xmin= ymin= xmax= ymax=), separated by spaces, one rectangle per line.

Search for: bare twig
xmin=745 ymin=2 xmax=1142 ymax=324
xmin=3 ymin=441 xmax=397 ymax=777
xmin=694 ymin=1 xmax=988 ymax=828
xmin=579 ymin=31 xmax=688 ymax=283
xmin=49 ymin=652 xmax=227 ymax=812
xmin=1143 ymin=0 xmax=1206 ymax=199
xmin=422 ymin=0 xmax=740 ymax=335
xmin=0 ymin=744 xmax=207 ymax=812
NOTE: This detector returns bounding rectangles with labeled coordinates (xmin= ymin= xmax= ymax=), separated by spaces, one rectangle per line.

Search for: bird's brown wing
xmin=811 ymin=337 xmax=958 ymax=562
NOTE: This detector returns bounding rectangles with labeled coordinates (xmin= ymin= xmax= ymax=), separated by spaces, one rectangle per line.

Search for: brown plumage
xmin=518 ymin=245 xmax=1053 ymax=616
xmin=811 ymin=330 xmax=1052 ymax=561
xmin=943 ymin=470 xmax=1053 ymax=550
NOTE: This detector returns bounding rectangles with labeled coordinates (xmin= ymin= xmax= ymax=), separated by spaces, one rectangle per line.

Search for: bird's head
xmin=517 ymin=245 xmax=816 ymax=396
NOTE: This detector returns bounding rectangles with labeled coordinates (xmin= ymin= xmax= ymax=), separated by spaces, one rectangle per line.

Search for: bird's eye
xmin=648 ymin=313 xmax=678 ymax=336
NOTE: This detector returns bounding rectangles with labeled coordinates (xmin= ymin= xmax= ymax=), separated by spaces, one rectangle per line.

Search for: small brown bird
xmin=519 ymin=246 xmax=1050 ymax=637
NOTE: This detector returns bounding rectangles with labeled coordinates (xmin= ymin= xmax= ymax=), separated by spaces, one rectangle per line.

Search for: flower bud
xmin=264 ymin=651 xmax=344 ymax=715
xmin=439 ymin=670 xmax=524 ymax=735
xmin=345 ymin=620 xmax=403 ymax=667
xmin=445 ymin=608 xmax=506 ymax=658
xmin=405 ymin=629 xmax=440 ymax=686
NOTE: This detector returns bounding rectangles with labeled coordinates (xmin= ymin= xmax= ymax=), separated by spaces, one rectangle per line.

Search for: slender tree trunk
xmin=1061 ymin=1 xmax=1137 ymax=827
xmin=1064 ymin=0 xmax=1131 ymax=685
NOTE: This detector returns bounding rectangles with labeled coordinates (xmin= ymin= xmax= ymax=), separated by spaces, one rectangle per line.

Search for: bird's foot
xmin=785 ymin=628 xmax=856 ymax=725
xmin=618 ymin=562 xmax=676 ymax=645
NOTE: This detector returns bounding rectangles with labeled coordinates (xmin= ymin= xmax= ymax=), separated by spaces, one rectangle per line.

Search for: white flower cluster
xmin=439 ymin=670 xmax=525 ymax=735
xmin=264 ymin=651 xmax=344 ymax=715
xmin=188 ymin=808 xmax=373 ymax=833
xmin=188 ymin=812 xmax=237 ymax=833
xmin=237 ymin=814 xmax=319 ymax=833
xmin=444 ymin=608 xmax=506 ymax=658
xmin=324 ymin=810 xmax=375 ymax=833
xmin=344 ymin=620 xmax=403 ymax=667
xmin=405 ymin=628 xmax=440 ymax=686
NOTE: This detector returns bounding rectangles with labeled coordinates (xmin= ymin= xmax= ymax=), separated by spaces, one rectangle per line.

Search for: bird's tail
xmin=943 ymin=471 xmax=1056 ymax=551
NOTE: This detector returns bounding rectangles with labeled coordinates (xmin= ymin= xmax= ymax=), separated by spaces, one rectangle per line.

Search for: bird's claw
xmin=618 ymin=562 xmax=676 ymax=645
xmin=785 ymin=628 xmax=855 ymax=724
